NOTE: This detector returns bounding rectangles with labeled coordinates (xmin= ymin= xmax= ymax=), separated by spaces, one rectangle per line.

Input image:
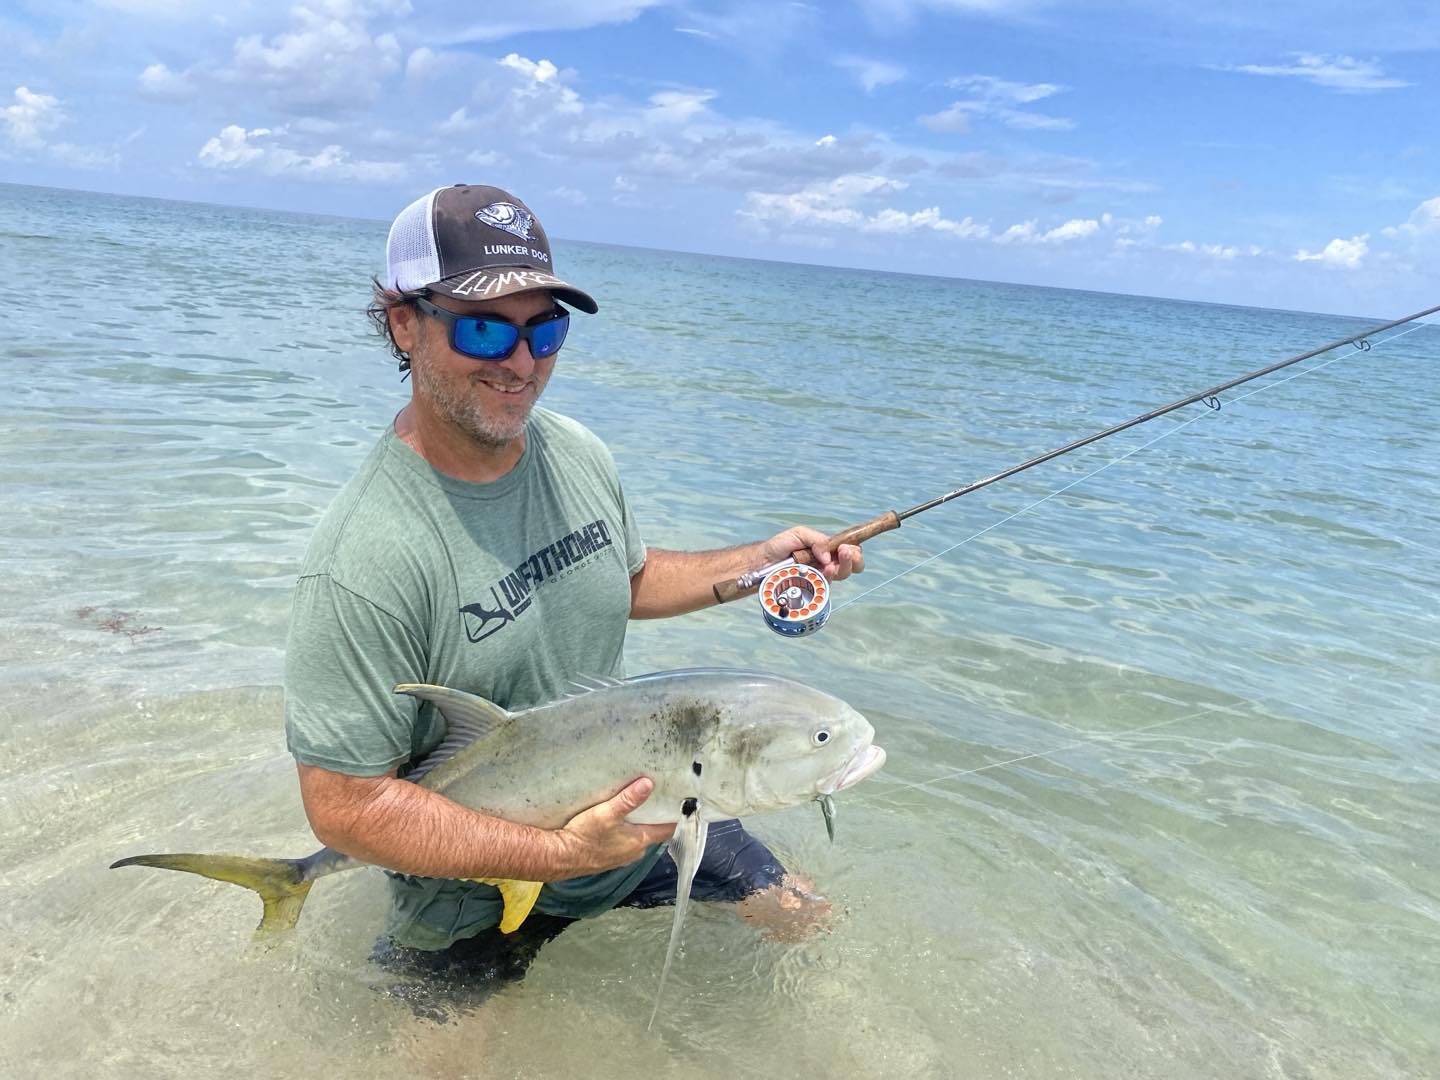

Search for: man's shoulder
xmin=301 ymin=430 xmax=428 ymax=577
xmin=530 ymin=406 xmax=609 ymax=455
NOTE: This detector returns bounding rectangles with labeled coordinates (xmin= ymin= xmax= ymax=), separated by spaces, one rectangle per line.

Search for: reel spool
xmin=759 ymin=563 xmax=830 ymax=637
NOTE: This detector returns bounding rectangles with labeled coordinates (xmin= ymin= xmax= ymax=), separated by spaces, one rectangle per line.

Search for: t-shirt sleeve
xmin=591 ymin=435 xmax=645 ymax=576
xmin=618 ymin=474 xmax=646 ymax=576
xmin=284 ymin=573 xmax=427 ymax=776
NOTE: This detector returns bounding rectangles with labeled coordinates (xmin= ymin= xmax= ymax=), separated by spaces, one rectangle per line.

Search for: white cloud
xmin=741 ymin=170 xmax=1128 ymax=249
xmin=134 ymin=1 xmax=409 ymax=114
xmin=1043 ymin=217 xmax=1100 ymax=242
xmin=1293 ymin=234 xmax=1369 ymax=268
xmin=500 ymin=53 xmax=560 ymax=83
xmin=1384 ymin=195 xmax=1440 ymax=238
xmin=946 ymin=74 xmax=1060 ymax=104
xmin=198 ymin=124 xmax=271 ymax=167
xmin=648 ymin=89 xmax=717 ymax=123
xmin=497 ymin=52 xmax=583 ymax=116
xmin=835 ymin=55 xmax=906 ymax=93
xmin=220 ymin=1 xmax=407 ymax=113
xmin=95 ymin=0 xmax=207 ymax=14
xmin=437 ymin=107 xmax=476 ymax=135
xmin=550 ymin=185 xmax=588 ymax=205
xmin=197 ymin=124 xmax=405 ymax=181
xmin=921 ymin=72 xmax=1072 ymax=132
xmin=465 ymin=148 xmax=507 ymax=167
xmin=1 ymin=86 xmax=64 ymax=148
xmin=739 ymin=173 xmax=909 ymax=228
xmin=919 ymin=102 xmax=974 ymax=134
xmin=863 ymin=206 xmax=990 ymax=238
xmin=137 ymin=62 xmax=195 ymax=102
xmin=1231 ymin=54 xmax=1410 ymax=93
xmin=995 ymin=109 xmax=1073 ymax=131
xmin=405 ymin=46 xmax=458 ymax=83
xmin=996 ymin=217 xmax=1102 ymax=244
xmin=1166 ymin=240 xmax=1241 ymax=259
xmin=445 ymin=1 xmax=666 ymax=42
xmin=856 ymin=0 xmax=1041 ymax=24
xmin=0 ymin=85 xmax=117 ymax=168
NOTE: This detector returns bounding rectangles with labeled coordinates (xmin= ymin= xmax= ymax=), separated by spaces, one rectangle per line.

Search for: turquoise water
xmin=1 ymin=182 xmax=1437 ymax=1078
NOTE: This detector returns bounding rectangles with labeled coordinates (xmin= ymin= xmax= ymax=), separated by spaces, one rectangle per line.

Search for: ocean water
xmin=1 ymin=181 xmax=1437 ymax=1079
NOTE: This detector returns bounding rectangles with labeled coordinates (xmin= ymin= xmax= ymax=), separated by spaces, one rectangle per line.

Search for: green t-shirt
xmin=283 ymin=407 xmax=661 ymax=948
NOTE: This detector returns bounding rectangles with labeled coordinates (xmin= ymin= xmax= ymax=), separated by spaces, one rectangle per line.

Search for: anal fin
xmin=464 ymin=877 xmax=545 ymax=934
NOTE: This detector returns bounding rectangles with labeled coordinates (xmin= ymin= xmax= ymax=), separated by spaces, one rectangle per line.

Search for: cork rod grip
xmin=710 ymin=511 xmax=901 ymax=605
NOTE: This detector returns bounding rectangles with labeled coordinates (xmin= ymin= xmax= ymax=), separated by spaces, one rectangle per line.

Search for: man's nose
xmin=496 ymin=340 xmax=535 ymax=378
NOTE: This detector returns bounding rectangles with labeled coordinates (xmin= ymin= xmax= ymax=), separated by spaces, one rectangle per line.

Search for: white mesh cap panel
xmin=385 ymin=187 xmax=442 ymax=290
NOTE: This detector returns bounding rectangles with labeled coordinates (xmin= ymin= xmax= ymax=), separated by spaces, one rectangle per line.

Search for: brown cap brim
xmin=428 ymin=266 xmax=599 ymax=314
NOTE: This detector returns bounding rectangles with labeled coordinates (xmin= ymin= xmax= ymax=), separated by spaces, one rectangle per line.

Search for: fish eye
xmin=812 ymin=729 xmax=830 ymax=746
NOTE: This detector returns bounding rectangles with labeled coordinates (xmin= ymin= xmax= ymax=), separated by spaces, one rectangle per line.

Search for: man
xmin=283 ymin=184 xmax=863 ymax=1007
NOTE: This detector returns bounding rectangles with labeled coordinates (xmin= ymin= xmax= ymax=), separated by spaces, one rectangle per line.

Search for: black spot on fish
xmin=681 ymin=798 xmax=697 ymax=816
xmin=660 ymin=702 xmax=723 ymax=751
xmin=692 ymin=760 xmax=702 ymax=776
xmin=727 ymin=723 xmax=773 ymax=769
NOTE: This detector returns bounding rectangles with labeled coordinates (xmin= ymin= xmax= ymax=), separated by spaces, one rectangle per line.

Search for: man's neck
xmin=393 ymin=403 xmax=528 ymax=484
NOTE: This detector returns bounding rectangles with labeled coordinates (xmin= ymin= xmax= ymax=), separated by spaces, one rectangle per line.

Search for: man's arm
xmin=297 ymin=764 xmax=676 ymax=881
xmin=629 ymin=525 xmax=864 ymax=619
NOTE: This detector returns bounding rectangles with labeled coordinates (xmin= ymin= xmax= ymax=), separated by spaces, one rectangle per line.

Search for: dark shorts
xmin=372 ymin=819 xmax=786 ymax=1021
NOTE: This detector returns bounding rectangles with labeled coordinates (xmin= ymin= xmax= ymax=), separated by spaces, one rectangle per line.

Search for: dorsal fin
xmin=394 ymin=683 xmax=513 ymax=783
xmin=568 ymin=673 xmax=625 ymax=694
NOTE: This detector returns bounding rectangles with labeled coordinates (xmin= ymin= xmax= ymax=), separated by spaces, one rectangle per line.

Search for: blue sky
xmin=2 ymin=0 xmax=1437 ymax=317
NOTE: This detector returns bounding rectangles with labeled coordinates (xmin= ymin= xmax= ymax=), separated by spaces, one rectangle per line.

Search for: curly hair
xmin=366 ymin=277 xmax=429 ymax=371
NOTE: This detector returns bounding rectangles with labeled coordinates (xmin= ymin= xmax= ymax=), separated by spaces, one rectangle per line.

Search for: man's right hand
xmin=552 ymin=777 xmax=677 ymax=877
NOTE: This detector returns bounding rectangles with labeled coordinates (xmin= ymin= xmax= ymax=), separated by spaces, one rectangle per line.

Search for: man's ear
xmin=389 ymin=302 xmax=421 ymax=355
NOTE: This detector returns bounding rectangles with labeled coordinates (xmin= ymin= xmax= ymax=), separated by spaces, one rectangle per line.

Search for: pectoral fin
xmin=648 ymin=806 xmax=707 ymax=1031
xmin=465 ymin=877 xmax=544 ymax=934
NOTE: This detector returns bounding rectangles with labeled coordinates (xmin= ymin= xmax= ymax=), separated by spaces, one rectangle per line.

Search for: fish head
xmin=704 ymin=677 xmax=885 ymax=814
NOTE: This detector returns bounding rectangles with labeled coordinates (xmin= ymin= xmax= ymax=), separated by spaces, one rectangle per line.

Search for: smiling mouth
xmin=474 ymin=376 xmax=531 ymax=397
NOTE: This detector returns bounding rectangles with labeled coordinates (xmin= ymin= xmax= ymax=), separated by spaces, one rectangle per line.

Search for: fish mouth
xmin=819 ymin=743 xmax=886 ymax=795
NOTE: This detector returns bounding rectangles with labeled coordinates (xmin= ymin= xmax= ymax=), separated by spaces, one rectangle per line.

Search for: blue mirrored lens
xmin=453 ymin=318 xmax=521 ymax=359
xmin=449 ymin=313 xmax=568 ymax=360
xmin=529 ymin=315 xmax=569 ymax=358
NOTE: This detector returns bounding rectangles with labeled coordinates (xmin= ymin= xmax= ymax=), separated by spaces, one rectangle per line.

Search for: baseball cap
xmin=384 ymin=184 xmax=598 ymax=314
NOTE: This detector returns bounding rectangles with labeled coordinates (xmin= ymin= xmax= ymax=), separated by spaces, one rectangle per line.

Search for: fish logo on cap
xmin=475 ymin=202 xmax=535 ymax=241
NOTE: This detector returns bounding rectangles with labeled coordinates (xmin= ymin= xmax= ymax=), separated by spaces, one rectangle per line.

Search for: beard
xmin=412 ymin=354 xmax=544 ymax=449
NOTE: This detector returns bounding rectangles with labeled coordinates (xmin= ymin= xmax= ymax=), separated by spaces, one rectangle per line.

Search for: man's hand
xmin=552 ymin=777 xmax=677 ymax=877
xmin=758 ymin=525 xmax=865 ymax=582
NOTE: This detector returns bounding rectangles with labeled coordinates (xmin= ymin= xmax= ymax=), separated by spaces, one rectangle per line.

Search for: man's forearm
xmin=304 ymin=769 xmax=605 ymax=882
xmin=629 ymin=544 xmax=771 ymax=619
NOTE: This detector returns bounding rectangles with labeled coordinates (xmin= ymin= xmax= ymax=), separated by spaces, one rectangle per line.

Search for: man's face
xmin=397 ymin=290 xmax=560 ymax=449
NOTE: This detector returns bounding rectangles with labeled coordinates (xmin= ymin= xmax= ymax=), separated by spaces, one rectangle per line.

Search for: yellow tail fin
xmin=111 ymin=853 xmax=313 ymax=935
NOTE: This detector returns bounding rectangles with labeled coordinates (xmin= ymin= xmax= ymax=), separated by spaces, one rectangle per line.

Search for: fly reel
xmin=758 ymin=562 xmax=830 ymax=637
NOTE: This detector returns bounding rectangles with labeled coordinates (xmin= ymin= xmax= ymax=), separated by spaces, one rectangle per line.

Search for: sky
xmin=2 ymin=0 xmax=1437 ymax=318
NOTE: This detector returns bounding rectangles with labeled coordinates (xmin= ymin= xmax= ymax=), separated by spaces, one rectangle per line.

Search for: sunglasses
xmin=414 ymin=296 xmax=570 ymax=361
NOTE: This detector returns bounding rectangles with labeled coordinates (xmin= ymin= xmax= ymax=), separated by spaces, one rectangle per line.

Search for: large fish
xmin=111 ymin=668 xmax=885 ymax=1026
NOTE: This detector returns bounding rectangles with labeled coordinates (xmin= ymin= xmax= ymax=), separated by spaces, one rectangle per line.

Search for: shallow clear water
xmin=1 ymin=182 xmax=1437 ymax=1078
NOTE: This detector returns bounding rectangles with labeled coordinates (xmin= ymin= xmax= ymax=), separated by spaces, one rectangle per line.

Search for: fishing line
xmin=841 ymin=318 xmax=1434 ymax=803
xmin=872 ymin=699 xmax=1242 ymax=799
xmin=711 ymin=302 xmax=1439 ymax=632
xmin=832 ymin=318 xmax=1428 ymax=618
xmin=862 ymin=669 xmax=1402 ymax=808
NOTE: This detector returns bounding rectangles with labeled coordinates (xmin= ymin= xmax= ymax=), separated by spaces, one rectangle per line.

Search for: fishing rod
xmin=715 ymin=302 xmax=1440 ymax=634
